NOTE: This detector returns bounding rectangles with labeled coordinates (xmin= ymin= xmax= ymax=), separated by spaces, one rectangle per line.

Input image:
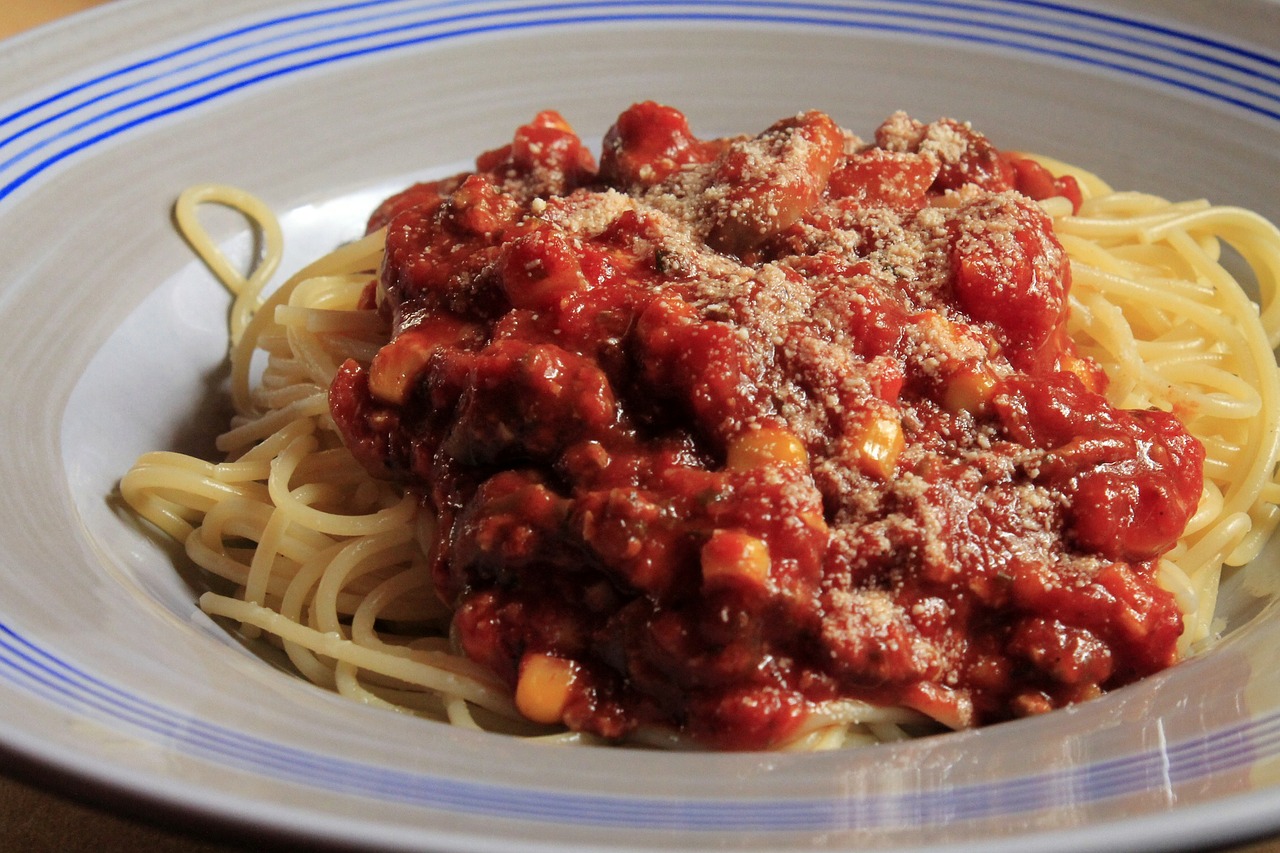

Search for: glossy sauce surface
xmin=331 ymin=104 xmax=1202 ymax=749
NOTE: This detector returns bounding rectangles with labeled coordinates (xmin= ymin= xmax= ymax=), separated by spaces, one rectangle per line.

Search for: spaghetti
xmin=121 ymin=107 xmax=1280 ymax=750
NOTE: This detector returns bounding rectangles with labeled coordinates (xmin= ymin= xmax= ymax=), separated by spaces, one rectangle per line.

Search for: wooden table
xmin=0 ymin=0 xmax=105 ymax=39
xmin=2 ymin=1 xmax=1280 ymax=851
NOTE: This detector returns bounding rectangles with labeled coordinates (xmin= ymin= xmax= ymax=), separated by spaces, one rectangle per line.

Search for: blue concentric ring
xmin=3 ymin=0 xmax=1280 ymax=837
xmin=1 ymin=0 xmax=1277 ymax=204
xmin=1 ymin=617 xmax=1276 ymax=829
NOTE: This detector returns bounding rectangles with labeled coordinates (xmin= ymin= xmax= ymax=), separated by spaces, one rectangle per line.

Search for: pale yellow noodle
xmin=198 ymin=593 xmax=518 ymax=716
xmin=1041 ymin=156 xmax=1280 ymax=647
xmin=228 ymin=228 xmax=385 ymax=415
xmin=174 ymin=184 xmax=283 ymax=345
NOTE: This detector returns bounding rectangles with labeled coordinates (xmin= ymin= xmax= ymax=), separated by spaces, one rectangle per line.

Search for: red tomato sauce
xmin=330 ymin=103 xmax=1202 ymax=749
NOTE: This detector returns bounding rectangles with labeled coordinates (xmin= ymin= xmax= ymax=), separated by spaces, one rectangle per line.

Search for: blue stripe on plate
xmin=0 ymin=617 xmax=1274 ymax=829
xmin=2 ymin=0 xmax=1279 ymax=831
xmin=0 ymin=0 xmax=428 ymax=133
xmin=0 ymin=1 xmax=1277 ymax=201
xmin=2 ymin=0 xmax=1275 ymax=137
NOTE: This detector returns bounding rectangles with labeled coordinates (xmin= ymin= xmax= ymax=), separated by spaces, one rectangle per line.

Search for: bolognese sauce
xmin=329 ymin=103 xmax=1203 ymax=749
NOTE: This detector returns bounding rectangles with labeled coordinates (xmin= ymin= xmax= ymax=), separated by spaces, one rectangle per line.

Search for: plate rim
xmin=2 ymin=1 xmax=1279 ymax=851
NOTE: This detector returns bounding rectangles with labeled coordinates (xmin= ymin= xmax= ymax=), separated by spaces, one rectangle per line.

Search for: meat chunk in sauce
xmin=330 ymin=104 xmax=1198 ymax=749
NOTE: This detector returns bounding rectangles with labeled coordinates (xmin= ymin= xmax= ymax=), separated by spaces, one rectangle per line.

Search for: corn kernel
xmin=1057 ymin=350 xmax=1107 ymax=394
xmin=514 ymin=653 xmax=578 ymax=725
xmin=799 ymin=511 xmax=830 ymax=537
xmin=725 ymin=427 xmax=809 ymax=470
xmin=848 ymin=415 xmax=904 ymax=479
xmin=701 ymin=529 xmax=772 ymax=586
xmin=943 ymin=367 xmax=998 ymax=413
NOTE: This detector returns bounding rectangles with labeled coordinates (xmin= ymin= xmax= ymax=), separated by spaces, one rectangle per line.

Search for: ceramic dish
xmin=1 ymin=1 xmax=1279 ymax=850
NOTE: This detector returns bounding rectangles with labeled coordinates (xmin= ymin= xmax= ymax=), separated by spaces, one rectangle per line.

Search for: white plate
xmin=2 ymin=1 xmax=1279 ymax=850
